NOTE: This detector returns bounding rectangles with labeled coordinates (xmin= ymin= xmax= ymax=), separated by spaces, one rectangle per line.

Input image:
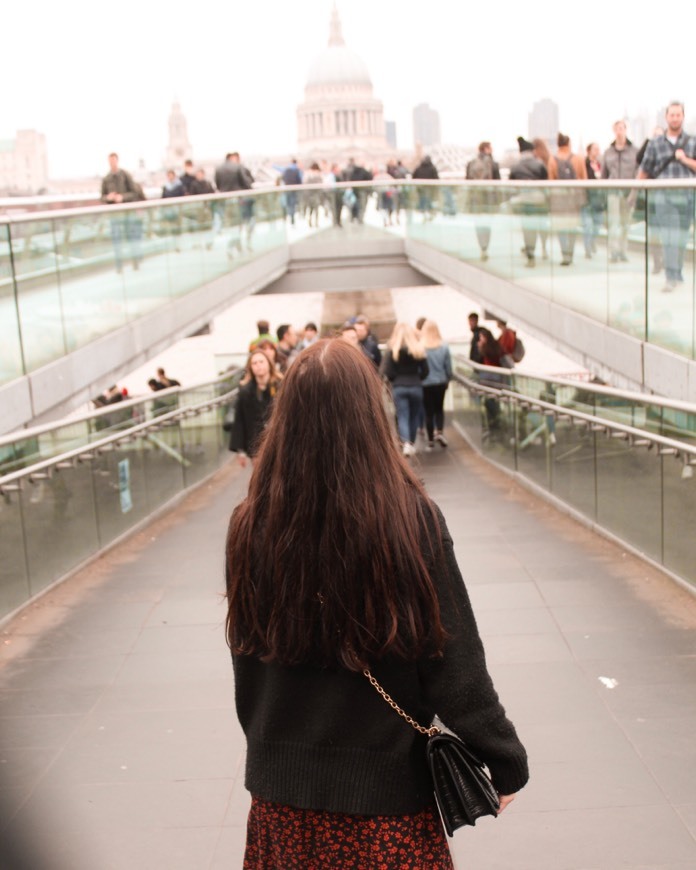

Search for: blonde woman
xmin=421 ymin=320 xmax=453 ymax=451
xmin=381 ymin=323 xmax=429 ymax=456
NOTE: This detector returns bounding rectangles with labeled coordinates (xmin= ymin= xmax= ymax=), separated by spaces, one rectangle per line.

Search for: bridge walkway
xmin=1 ymin=431 xmax=695 ymax=869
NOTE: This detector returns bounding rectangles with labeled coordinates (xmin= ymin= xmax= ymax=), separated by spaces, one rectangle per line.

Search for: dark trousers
xmin=423 ymin=383 xmax=448 ymax=440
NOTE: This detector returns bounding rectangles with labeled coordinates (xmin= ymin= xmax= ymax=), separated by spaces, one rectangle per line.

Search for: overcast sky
xmin=3 ymin=0 xmax=692 ymax=178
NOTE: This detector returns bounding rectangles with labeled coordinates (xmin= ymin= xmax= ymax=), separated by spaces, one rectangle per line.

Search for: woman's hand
xmin=497 ymin=793 xmax=516 ymax=814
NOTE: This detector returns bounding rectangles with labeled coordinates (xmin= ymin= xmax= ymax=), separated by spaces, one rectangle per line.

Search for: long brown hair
xmin=225 ymin=339 xmax=445 ymax=671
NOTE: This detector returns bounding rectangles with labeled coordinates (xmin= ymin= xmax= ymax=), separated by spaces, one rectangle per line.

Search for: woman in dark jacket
xmin=382 ymin=322 xmax=429 ymax=457
xmin=229 ymin=350 xmax=281 ymax=466
xmin=225 ymin=340 xmax=529 ymax=869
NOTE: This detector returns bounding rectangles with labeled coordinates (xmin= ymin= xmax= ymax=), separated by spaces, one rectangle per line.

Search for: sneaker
xmin=425 ymin=442 xmax=434 ymax=453
xmin=662 ymin=281 xmax=677 ymax=293
xmin=402 ymin=442 xmax=416 ymax=457
xmin=435 ymin=432 xmax=448 ymax=448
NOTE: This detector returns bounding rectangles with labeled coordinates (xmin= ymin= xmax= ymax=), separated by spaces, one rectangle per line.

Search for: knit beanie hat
xmin=517 ymin=137 xmax=534 ymax=153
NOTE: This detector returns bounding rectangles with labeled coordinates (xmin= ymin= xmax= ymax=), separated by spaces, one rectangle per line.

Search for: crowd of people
xmin=228 ymin=313 xmax=464 ymax=462
xmin=100 ymin=102 xmax=694 ymax=288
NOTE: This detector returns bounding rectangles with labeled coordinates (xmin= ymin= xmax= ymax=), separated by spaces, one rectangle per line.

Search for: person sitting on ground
xmin=229 ymin=350 xmax=282 ymax=467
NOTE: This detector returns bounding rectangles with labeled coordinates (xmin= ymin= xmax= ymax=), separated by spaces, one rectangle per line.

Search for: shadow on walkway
xmin=1 ymin=432 xmax=695 ymax=869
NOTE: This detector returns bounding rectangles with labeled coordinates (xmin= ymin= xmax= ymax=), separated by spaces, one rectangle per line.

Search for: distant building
xmin=528 ymin=98 xmax=559 ymax=149
xmin=0 ymin=130 xmax=48 ymax=194
xmin=413 ymin=103 xmax=441 ymax=149
xmin=385 ymin=121 xmax=397 ymax=150
xmin=296 ymin=5 xmax=387 ymax=162
xmin=164 ymin=101 xmax=193 ymax=169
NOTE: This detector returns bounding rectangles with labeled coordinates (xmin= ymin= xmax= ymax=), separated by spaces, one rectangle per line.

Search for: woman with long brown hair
xmin=225 ymin=340 xmax=528 ymax=868
xmin=228 ymin=349 xmax=282 ymax=467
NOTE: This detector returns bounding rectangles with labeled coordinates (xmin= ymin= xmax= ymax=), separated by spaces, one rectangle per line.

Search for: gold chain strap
xmin=363 ymin=669 xmax=440 ymax=737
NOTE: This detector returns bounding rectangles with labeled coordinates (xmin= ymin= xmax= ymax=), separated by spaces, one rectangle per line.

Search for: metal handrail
xmin=0 ymin=367 xmax=243 ymax=448
xmin=455 ymin=356 xmax=696 ymax=416
xmin=0 ymin=384 xmax=238 ymax=492
xmin=453 ymin=371 xmax=696 ymax=462
xmin=2 ymin=178 xmax=695 ymax=225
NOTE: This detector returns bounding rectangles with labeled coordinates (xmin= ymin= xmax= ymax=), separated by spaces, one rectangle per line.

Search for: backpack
xmin=511 ymin=336 xmax=525 ymax=363
xmin=555 ymin=157 xmax=576 ymax=180
xmin=467 ymin=155 xmax=493 ymax=180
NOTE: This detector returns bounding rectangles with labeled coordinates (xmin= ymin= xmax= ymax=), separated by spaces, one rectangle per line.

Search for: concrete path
xmin=1 ymin=432 xmax=695 ymax=869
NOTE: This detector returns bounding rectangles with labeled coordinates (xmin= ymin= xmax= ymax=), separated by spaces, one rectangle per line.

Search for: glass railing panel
xmin=502 ymin=185 xmax=553 ymax=287
xmin=92 ymin=442 xmax=149 ymax=547
xmin=0 ymin=223 xmax=25 ymax=386
xmin=450 ymin=379 xmax=485 ymax=452
xmin=22 ymin=461 xmax=100 ymax=597
xmin=514 ymin=404 xmax=552 ymax=489
xmin=10 ymin=218 xmax=67 ymax=371
xmin=606 ymin=187 xmax=646 ymax=339
xmin=662 ymin=454 xmax=696 ymax=585
xmin=595 ymin=437 xmax=662 ymax=564
xmin=0 ymin=489 xmax=31 ymax=616
xmin=549 ymin=421 xmax=597 ymax=519
xmin=181 ymin=408 xmax=227 ymax=487
xmin=50 ymin=212 xmax=127 ymax=354
xmin=141 ymin=426 xmax=186 ymax=510
xmin=645 ymin=187 xmax=695 ymax=357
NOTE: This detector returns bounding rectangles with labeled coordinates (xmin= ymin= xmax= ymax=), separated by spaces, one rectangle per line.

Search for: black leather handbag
xmin=364 ymin=671 xmax=500 ymax=837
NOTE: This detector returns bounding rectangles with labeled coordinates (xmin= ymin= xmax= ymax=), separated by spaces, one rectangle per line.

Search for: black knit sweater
xmin=231 ymin=505 xmax=529 ymax=815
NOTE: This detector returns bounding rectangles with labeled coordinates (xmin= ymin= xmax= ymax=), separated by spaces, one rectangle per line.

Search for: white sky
xmin=3 ymin=0 xmax=693 ymax=178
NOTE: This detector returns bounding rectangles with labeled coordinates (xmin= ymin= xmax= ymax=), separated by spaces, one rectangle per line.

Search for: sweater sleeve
xmin=418 ymin=506 xmax=529 ymax=795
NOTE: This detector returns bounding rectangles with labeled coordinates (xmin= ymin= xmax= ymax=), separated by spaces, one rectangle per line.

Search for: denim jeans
xmin=393 ymin=384 xmax=424 ymax=444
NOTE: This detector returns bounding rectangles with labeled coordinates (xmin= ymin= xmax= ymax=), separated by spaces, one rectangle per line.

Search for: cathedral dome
xmin=305 ymin=5 xmax=372 ymax=89
xmin=306 ymin=45 xmax=372 ymax=88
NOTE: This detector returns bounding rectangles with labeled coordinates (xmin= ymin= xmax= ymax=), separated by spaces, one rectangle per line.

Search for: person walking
xmin=547 ymin=134 xmax=587 ymax=266
xmin=100 ymin=152 xmax=146 ymax=272
xmin=602 ymin=120 xmax=639 ymax=263
xmin=509 ymin=137 xmax=548 ymax=267
xmin=225 ymin=339 xmax=529 ymax=870
xmin=638 ymin=102 xmax=696 ymax=292
xmin=228 ymin=350 xmax=281 ymax=467
xmin=466 ymin=142 xmax=501 ymax=261
xmin=582 ymin=144 xmax=605 ymax=259
xmin=420 ymin=320 xmax=452 ymax=451
xmin=382 ymin=323 xmax=429 ymax=457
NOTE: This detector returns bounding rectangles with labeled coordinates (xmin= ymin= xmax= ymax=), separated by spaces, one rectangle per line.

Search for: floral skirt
xmin=243 ymin=796 xmax=454 ymax=869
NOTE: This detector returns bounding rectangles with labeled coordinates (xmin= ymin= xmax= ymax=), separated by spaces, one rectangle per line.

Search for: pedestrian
xmin=638 ymin=102 xmax=696 ymax=292
xmin=509 ymin=137 xmax=549 ymax=267
xmin=412 ymin=155 xmax=439 ymax=218
xmin=547 ymin=134 xmax=587 ymax=266
xmin=354 ymin=314 xmax=382 ymax=367
xmin=495 ymin=320 xmax=517 ymax=362
xmin=420 ymin=320 xmax=452 ymax=451
xmin=381 ymin=322 xmax=429 ymax=457
xmin=466 ymin=142 xmax=501 ymax=261
xmin=189 ymin=167 xmax=214 ymax=196
xmin=249 ymin=320 xmax=276 ymax=352
xmin=297 ymin=322 xmax=319 ymax=351
xmin=602 ymin=121 xmax=639 ymax=263
xmin=581 ymin=144 xmax=605 ymax=259
xmin=156 ymin=367 xmax=180 ymax=388
xmin=468 ymin=312 xmax=483 ymax=364
xmin=180 ymin=159 xmax=197 ymax=195
xmin=275 ymin=324 xmax=299 ymax=373
xmin=339 ymin=322 xmax=360 ymax=346
xmin=228 ymin=350 xmax=282 ymax=467
xmin=215 ymin=151 xmax=255 ymax=255
xmin=532 ymin=139 xmax=552 ymax=259
xmin=281 ymin=158 xmax=303 ymax=225
xmin=225 ymin=339 xmax=528 ymax=870
xmin=302 ymin=162 xmax=323 ymax=227
xmin=100 ymin=152 xmax=146 ymax=272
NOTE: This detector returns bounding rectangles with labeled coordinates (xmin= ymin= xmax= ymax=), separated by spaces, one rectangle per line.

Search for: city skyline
xmin=3 ymin=0 xmax=693 ymax=179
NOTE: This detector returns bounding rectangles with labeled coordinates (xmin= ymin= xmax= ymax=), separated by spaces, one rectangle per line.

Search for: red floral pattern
xmin=243 ymin=796 xmax=454 ymax=869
